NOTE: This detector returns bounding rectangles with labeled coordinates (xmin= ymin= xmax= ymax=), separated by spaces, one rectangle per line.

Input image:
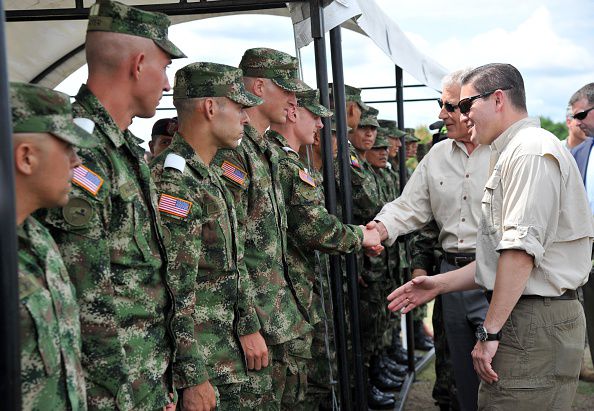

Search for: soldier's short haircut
xmin=569 ymin=83 xmax=594 ymax=106
xmin=85 ymin=31 xmax=151 ymax=73
xmin=173 ymin=97 xmax=225 ymax=123
xmin=441 ymin=68 xmax=473 ymax=89
xmin=461 ymin=63 xmax=527 ymax=113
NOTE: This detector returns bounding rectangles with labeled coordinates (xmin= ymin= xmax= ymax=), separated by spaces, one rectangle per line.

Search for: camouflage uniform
xmin=39 ymin=2 xmax=186 ymax=408
xmin=151 ymin=63 xmax=264 ymax=408
xmin=12 ymin=82 xmax=96 ymax=411
xmin=213 ymin=48 xmax=313 ymax=409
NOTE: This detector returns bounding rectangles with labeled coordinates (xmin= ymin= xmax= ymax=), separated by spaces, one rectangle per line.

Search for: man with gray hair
xmin=388 ymin=64 xmax=592 ymax=410
xmin=562 ymin=104 xmax=588 ymax=150
xmin=369 ymin=68 xmax=490 ymax=411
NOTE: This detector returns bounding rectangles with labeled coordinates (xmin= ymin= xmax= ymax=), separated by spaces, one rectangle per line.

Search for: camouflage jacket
xmin=151 ymin=133 xmax=254 ymax=386
xmin=40 ymin=85 xmax=174 ymax=409
xmin=410 ymin=220 xmax=441 ymax=274
xmin=267 ymin=130 xmax=363 ymax=323
xmin=19 ymin=217 xmax=87 ymax=411
xmin=214 ymin=124 xmax=312 ymax=345
xmin=347 ymin=144 xmax=383 ymax=225
xmin=385 ymin=159 xmax=400 ymax=196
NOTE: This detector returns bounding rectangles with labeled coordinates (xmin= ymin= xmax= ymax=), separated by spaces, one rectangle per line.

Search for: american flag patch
xmin=299 ymin=169 xmax=316 ymax=187
xmin=350 ymin=155 xmax=361 ymax=169
xmin=158 ymin=194 xmax=192 ymax=219
xmin=72 ymin=165 xmax=104 ymax=196
xmin=221 ymin=161 xmax=246 ymax=187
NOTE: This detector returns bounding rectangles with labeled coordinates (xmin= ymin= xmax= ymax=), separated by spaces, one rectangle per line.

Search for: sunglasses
xmin=573 ymin=106 xmax=594 ymax=121
xmin=437 ymin=98 xmax=459 ymax=113
xmin=458 ymin=87 xmax=512 ymax=114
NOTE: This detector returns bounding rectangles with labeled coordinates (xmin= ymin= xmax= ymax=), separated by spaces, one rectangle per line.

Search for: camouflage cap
xmin=372 ymin=134 xmax=390 ymax=148
xmin=297 ymin=89 xmax=333 ymax=118
xmin=239 ymin=48 xmax=309 ymax=92
xmin=87 ymin=0 xmax=186 ymax=59
xmin=358 ymin=106 xmax=380 ymax=128
xmin=151 ymin=117 xmax=178 ymax=137
xmin=404 ymin=127 xmax=420 ymax=143
xmin=10 ymin=82 xmax=96 ymax=148
xmin=328 ymin=83 xmax=370 ymax=111
xmin=378 ymin=119 xmax=406 ymax=138
xmin=173 ymin=62 xmax=263 ymax=107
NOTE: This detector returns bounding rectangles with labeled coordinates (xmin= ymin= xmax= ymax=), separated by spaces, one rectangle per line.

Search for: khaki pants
xmin=478 ymin=298 xmax=585 ymax=410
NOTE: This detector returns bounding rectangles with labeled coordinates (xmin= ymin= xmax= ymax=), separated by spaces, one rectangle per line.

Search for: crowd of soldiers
xmin=14 ymin=1 xmax=445 ymax=410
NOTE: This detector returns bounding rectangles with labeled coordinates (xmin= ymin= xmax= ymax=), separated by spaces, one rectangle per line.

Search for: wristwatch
xmin=475 ymin=324 xmax=502 ymax=342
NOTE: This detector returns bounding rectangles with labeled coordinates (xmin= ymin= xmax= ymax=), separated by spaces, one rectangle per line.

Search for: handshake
xmin=359 ymin=220 xmax=388 ymax=256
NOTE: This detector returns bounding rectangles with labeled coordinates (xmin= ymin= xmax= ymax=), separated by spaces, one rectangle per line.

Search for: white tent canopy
xmin=5 ymin=0 xmax=447 ymax=90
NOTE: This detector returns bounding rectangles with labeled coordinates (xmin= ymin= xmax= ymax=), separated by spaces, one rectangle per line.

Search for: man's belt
xmin=484 ymin=289 xmax=578 ymax=303
xmin=444 ymin=252 xmax=476 ymax=267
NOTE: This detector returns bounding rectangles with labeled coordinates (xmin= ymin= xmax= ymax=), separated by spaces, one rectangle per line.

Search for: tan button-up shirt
xmin=475 ymin=117 xmax=594 ymax=295
xmin=375 ymin=138 xmax=490 ymax=252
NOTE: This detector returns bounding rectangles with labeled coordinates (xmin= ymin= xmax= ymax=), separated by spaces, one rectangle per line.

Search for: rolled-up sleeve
xmin=496 ymin=154 xmax=561 ymax=268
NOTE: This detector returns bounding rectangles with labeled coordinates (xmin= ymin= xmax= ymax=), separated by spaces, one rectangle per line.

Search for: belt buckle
xmin=454 ymin=256 xmax=467 ymax=266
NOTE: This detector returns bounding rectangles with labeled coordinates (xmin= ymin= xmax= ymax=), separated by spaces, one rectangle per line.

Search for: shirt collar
xmin=168 ymin=132 xmax=210 ymax=178
xmin=491 ymin=117 xmax=541 ymax=154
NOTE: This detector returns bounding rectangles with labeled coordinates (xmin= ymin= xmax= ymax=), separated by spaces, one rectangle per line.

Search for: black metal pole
xmin=309 ymin=1 xmax=352 ymax=408
xmin=330 ymin=26 xmax=366 ymax=411
xmin=0 ymin=1 xmax=22 ymax=409
xmin=395 ymin=65 xmax=416 ymax=372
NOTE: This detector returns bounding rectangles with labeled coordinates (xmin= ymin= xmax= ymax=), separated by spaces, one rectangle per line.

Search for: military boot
xmin=414 ymin=320 xmax=434 ymax=351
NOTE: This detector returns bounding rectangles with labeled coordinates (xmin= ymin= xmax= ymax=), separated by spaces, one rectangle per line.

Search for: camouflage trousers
xmin=217 ymin=383 xmax=241 ymax=410
xmin=302 ymin=320 xmax=337 ymax=411
xmin=359 ymin=280 xmax=388 ymax=363
xmin=86 ymin=376 xmax=172 ymax=410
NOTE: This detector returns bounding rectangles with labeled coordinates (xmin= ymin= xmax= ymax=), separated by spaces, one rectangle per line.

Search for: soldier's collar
xmin=168 ymin=133 xmax=209 ymax=178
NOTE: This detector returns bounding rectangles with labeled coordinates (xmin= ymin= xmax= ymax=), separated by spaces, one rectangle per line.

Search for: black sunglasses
xmin=573 ymin=106 xmax=594 ymax=121
xmin=437 ymin=98 xmax=459 ymax=113
xmin=458 ymin=87 xmax=512 ymax=114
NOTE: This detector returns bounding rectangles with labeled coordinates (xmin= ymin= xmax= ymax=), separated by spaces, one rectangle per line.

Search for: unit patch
xmin=221 ymin=161 xmax=246 ymax=187
xmin=158 ymin=194 xmax=192 ymax=219
xmin=299 ymin=169 xmax=316 ymax=187
xmin=72 ymin=165 xmax=104 ymax=196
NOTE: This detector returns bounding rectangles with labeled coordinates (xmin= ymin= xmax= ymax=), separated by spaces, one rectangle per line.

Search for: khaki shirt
xmin=475 ymin=117 xmax=594 ymax=295
xmin=375 ymin=138 xmax=490 ymax=252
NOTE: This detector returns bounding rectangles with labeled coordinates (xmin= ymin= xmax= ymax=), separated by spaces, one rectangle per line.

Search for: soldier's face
xmin=347 ymin=102 xmax=362 ymax=130
xmin=262 ymin=80 xmax=296 ymax=124
xmin=572 ymin=98 xmax=594 ymax=137
xmin=296 ymin=108 xmax=323 ymax=146
xmin=388 ymin=137 xmax=401 ymax=158
xmin=405 ymin=141 xmax=418 ymax=159
xmin=135 ymin=45 xmax=172 ymax=118
xmin=366 ymin=147 xmax=388 ymax=168
xmin=349 ymin=125 xmax=376 ymax=152
xmin=149 ymin=134 xmax=173 ymax=157
xmin=214 ymin=98 xmax=249 ymax=149
xmin=438 ymin=84 xmax=470 ymax=142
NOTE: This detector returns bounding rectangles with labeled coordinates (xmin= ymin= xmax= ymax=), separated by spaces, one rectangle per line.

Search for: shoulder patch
xmin=62 ymin=197 xmax=94 ymax=227
xmin=221 ymin=161 xmax=247 ymax=187
xmin=164 ymin=153 xmax=186 ymax=173
xmin=299 ymin=169 xmax=316 ymax=187
xmin=72 ymin=165 xmax=104 ymax=196
xmin=350 ymin=154 xmax=361 ymax=169
xmin=158 ymin=194 xmax=192 ymax=219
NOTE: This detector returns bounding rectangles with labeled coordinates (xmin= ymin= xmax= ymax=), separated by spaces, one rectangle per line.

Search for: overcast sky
xmin=56 ymin=0 xmax=594 ymax=148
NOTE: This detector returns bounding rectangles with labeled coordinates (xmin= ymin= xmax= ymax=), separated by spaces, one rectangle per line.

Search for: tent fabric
xmin=5 ymin=0 xmax=447 ymax=90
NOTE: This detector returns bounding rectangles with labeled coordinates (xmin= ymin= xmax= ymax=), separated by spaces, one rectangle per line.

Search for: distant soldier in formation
xmin=149 ymin=117 xmax=178 ymax=158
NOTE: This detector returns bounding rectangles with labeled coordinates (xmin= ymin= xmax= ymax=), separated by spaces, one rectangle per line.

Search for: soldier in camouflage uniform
xmin=39 ymin=1 xmax=192 ymax=409
xmin=13 ymin=83 xmax=96 ymax=411
xmin=150 ymin=62 xmax=266 ymax=410
xmin=328 ymin=83 xmax=369 ymax=130
xmin=268 ymin=90 xmax=383 ymax=409
xmin=213 ymin=48 xmax=313 ymax=410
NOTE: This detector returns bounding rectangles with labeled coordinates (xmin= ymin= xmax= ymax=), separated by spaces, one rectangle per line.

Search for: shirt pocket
xmin=481 ymin=173 xmax=502 ymax=234
xmin=199 ymin=195 xmax=234 ymax=274
xmin=21 ymin=287 xmax=61 ymax=376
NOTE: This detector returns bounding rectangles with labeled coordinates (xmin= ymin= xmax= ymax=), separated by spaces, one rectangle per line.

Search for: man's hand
xmin=411 ymin=268 xmax=428 ymax=279
xmin=239 ymin=331 xmax=269 ymax=371
xmin=362 ymin=221 xmax=384 ymax=256
xmin=386 ymin=276 xmax=441 ymax=313
xmin=471 ymin=340 xmax=499 ymax=384
xmin=183 ymin=381 xmax=216 ymax=411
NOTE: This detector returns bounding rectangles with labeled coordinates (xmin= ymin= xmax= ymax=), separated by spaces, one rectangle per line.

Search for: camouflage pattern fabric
xmin=329 ymin=83 xmax=369 ymax=110
xmin=214 ymin=124 xmax=312 ymax=407
xmin=87 ymin=0 xmax=185 ymax=58
xmin=40 ymin=85 xmax=175 ymax=410
xmin=358 ymin=107 xmax=380 ymax=127
xmin=19 ymin=217 xmax=87 ymax=411
xmin=296 ymin=89 xmax=333 ymax=118
xmin=347 ymin=144 xmax=383 ymax=225
xmin=410 ymin=220 xmax=441 ymax=274
xmin=239 ymin=48 xmax=309 ymax=92
xmin=151 ymin=134 xmax=255 ymax=388
xmin=173 ymin=62 xmax=262 ymax=107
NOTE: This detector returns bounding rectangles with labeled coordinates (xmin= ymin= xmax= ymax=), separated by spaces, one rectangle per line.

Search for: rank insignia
xmin=299 ymin=169 xmax=316 ymax=187
xmin=72 ymin=165 xmax=104 ymax=196
xmin=221 ymin=161 xmax=246 ymax=187
xmin=158 ymin=194 xmax=192 ymax=219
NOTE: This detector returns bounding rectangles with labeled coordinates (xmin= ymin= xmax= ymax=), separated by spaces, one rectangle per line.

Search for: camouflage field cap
xmin=358 ymin=106 xmax=380 ymax=128
xmin=297 ymin=89 xmax=333 ymax=118
xmin=328 ymin=83 xmax=370 ymax=111
xmin=378 ymin=119 xmax=406 ymax=138
xmin=87 ymin=0 xmax=186 ymax=59
xmin=173 ymin=62 xmax=263 ymax=107
xmin=404 ymin=127 xmax=420 ymax=143
xmin=239 ymin=48 xmax=309 ymax=92
xmin=372 ymin=134 xmax=390 ymax=149
xmin=11 ymin=82 xmax=96 ymax=148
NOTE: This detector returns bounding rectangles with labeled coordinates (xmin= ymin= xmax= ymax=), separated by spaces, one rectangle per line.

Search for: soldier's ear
xmin=204 ymin=98 xmax=216 ymax=119
xmin=130 ymin=51 xmax=147 ymax=81
xmin=251 ymin=78 xmax=265 ymax=98
xmin=14 ymin=140 xmax=39 ymax=176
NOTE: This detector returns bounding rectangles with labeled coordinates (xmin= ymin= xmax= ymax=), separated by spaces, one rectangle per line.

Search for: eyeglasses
xmin=572 ymin=106 xmax=594 ymax=121
xmin=437 ymin=98 xmax=459 ymax=113
xmin=458 ymin=87 xmax=512 ymax=114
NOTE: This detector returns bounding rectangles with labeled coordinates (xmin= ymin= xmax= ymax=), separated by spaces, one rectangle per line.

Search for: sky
xmin=56 ymin=0 xmax=594 ymax=148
